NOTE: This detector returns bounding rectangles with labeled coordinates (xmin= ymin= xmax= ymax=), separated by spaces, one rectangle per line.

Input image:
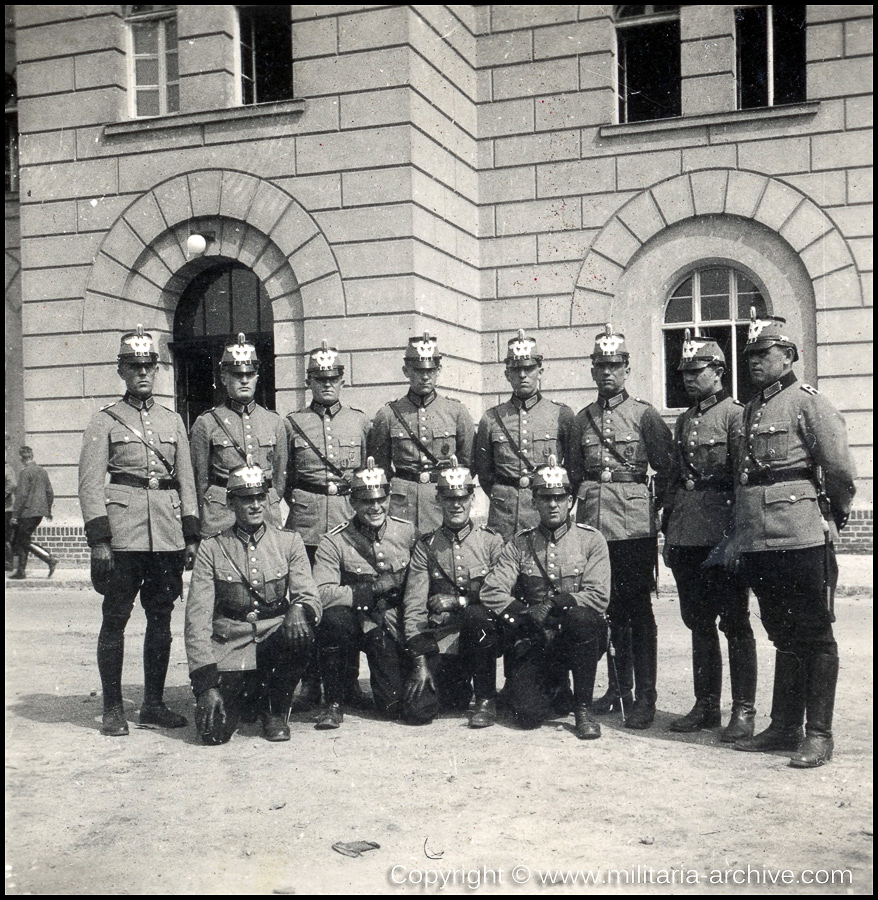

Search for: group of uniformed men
xmin=78 ymin=315 xmax=856 ymax=770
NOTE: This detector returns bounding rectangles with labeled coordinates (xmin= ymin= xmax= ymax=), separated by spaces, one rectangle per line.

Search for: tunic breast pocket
xmin=109 ymin=427 xmax=141 ymax=467
xmin=257 ymin=434 xmax=276 ymax=467
xmin=157 ymin=432 xmax=178 ymax=462
xmin=692 ymin=429 xmax=729 ymax=472
xmin=581 ymin=433 xmax=602 ymax=466
xmin=752 ymin=422 xmax=789 ymax=461
xmin=614 ymin=434 xmax=642 ymax=464
xmin=431 ymin=431 xmax=456 ymax=462
xmin=531 ymin=433 xmax=557 ymax=465
xmin=335 ymin=438 xmax=362 ymax=472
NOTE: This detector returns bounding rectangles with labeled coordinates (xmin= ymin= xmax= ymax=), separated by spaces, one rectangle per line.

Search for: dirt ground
xmin=5 ymin=579 xmax=873 ymax=896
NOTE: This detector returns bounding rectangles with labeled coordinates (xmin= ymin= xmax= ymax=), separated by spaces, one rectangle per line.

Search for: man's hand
xmin=184 ymin=540 xmax=200 ymax=571
xmin=91 ymin=542 xmax=114 ymax=578
xmin=283 ymin=604 xmax=313 ymax=655
xmin=526 ymin=599 xmax=554 ymax=628
xmin=195 ymin=687 xmax=226 ymax=744
xmin=372 ymin=572 xmax=400 ymax=596
xmin=403 ymin=656 xmax=435 ymax=705
xmin=719 ymin=532 xmax=743 ymax=574
xmin=427 ymin=594 xmax=459 ymax=615
xmin=10 ymin=516 xmax=18 ymax=526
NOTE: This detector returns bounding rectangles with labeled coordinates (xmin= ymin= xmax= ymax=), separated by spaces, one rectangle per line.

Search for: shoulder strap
xmin=103 ymin=407 xmax=176 ymax=476
xmin=210 ymin=409 xmax=248 ymax=464
xmin=286 ymin=414 xmax=348 ymax=480
xmin=491 ymin=408 xmax=536 ymax=473
xmin=584 ymin=407 xmax=632 ymax=469
xmin=388 ymin=401 xmax=440 ymax=467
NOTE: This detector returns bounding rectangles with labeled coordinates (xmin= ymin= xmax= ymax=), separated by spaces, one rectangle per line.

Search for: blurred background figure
xmin=9 ymin=445 xmax=57 ymax=579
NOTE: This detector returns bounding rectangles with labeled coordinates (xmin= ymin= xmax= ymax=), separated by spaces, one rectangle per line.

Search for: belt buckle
xmin=327 ymin=482 xmax=338 ymax=496
xmin=418 ymin=472 xmax=430 ymax=484
xmin=147 ymin=476 xmax=160 ymax=490
xmin=684 ymin=479 xmax=696 ymax=492
xmin=600 ymin=470 xmax=612 ymax=483
xmin=739 ymin=473 xmax=749 ymax=485
xmin=519 ymin=475 xmax=531 ymax=489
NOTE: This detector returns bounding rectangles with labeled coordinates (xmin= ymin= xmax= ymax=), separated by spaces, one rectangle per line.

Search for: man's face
xmin=351 ymin=493 xmax=390 ymax=530
xmin=438 ymin=492 xmax=472 ymax=530
xmin=229 ymin=491 xmax=267 ymax=529
xmin=505 ymin=363 xmax=542 ymax=399
xmin=118 ymin=360 xmax=157 ymax=399
xmin=534 ymin=492 xmax=573 ymax=529
xmin=682 ymin=365 xmax=723 ymax=401
xmin=403 ymin=363 xmax=440 ymax=397
xmin=19 ymin=451 xmax=32 ymax=466
xmin=747 ymin=346 xmax=793 ymax=390
xmin=308 ymin=373 xmax=344 ymax=406
xmin=221 ymin=368 xmax=259 ymax=403
xmin=591 ymin=360 xmax=629 ymax=398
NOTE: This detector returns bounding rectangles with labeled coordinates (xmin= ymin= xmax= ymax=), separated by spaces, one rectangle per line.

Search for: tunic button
xmin=377 ymin=552 xmax=384 ymax=558
xmin=522 ymin=430 xmax=527 ymax=435
xmin=147 ymin=431 xmax=152 ymax=436
xmin=790 ymin=495 xmax=796 ymax=501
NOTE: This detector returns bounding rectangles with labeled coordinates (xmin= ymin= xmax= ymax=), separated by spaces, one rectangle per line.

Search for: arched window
xmin=172 ymin=261 xmax=275 ymax=430
xmin=662 ymin=267 xmax=768 ymax=408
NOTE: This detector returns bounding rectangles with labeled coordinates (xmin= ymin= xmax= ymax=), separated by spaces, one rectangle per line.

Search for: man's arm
xmin=188 ymin=414 xmax=211 ymax=512
xmin=174 ymin=413 xmax=201 ymax=546
xmin=12 ymin=466 xmax=32 ymax=520
xmin=480 ymin=539 xmax=523 ymax=615
xmin=473 ymin=414 xmax=495 ymax=495
xmin=401 ymin=540 xmax=440 ymax=656
xmin=184 ymin=541 xmax=222 ymax=695
xmin=312 ymin=534 xmax=355 ymax=610
xmin=454 ymin=402 xmax=476 ymax=470
xmin=271 ymin=414 xmax=289 ymax=501
xmin=78 ymin=412 xmax=112 ymax=546
xmin=286 ymin=531 xmax=322 ymax=625
xmin=553 ymin=530 xmax=611 ymax=616
xmin=642 ymin=406 xmax=675 ymax=507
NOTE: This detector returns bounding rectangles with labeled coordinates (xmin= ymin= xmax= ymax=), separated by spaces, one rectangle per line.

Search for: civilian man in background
xmin=9 ymin=445 xmax=57 ymax=579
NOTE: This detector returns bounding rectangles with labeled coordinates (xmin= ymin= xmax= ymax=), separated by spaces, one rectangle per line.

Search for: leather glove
xmin=195 ymin=687 xmax=226 ymax=744
xmin=372 ymin=572 xmax=400 ymax=596
xmin=184 ymin=540 xmax=200 ymax=571
xmin=833 ymin=508 xmax=849 ymax=532
xmin=283 ymin=604 xmax=313 ymax=655
xmin=351 ymin=581 xmax=376 ymax=614
xmin=90 ymin=542 xmax=114 ymax=594
xmin=403 ymin=655 xmax=436 ymax=705
xmin=525 ymin=599 xmax=554 ymax=628
xmin=551 ymin=592 xmax=576 ymax=612
xmin=427 ymin=594 xmax=460 ymax=615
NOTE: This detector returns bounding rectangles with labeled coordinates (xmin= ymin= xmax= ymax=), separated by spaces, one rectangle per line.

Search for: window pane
xmin=665 ymin=295 xmax=692 ymax=323
xmin=700 ymin=268 xmax=728 ymax=297
xmin=133 ymin=21 xmax=159 ymax=54
xmin=671 ymin=275 xmax=692 ymax=298
xmin=240 ymin=6 xmax=293 ymax=105
xmin=664 ymin=329 xmax=689 ymax=408
xmin=136 ymin=89 xmax=160 ymax=117
xmin=736 ymin=7 xmax=769 ymax=109
xmin=165 ymin=15 xmax=177 ymax=45
xmin=259 ymin=283 xmax=273 ymax=331
xmin=735 ymin=324 xmax=759 ymax=402
xmin=702 ymin=295 xmax=730 ymax=321
xmin=166 ymin=83 xmax=180 ymax=113
xmin=135 ymin=58 xmax=159 ymax=87
xmin=204 ymin=271 xmax=232 ymax=335
xmin=773 ymin=6 xmax=807 ymax=105
xmin=166 ymin=49 xmax=179 ymax=82
xmin=618 ymin=21 xmax=680 ymax=122
xmin=231 ymin=267 xmax=260 ymax=334
xmin=737 ymin=291 xmax=767 ymax=320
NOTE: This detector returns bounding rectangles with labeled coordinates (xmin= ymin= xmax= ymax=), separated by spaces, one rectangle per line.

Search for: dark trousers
xmin=12 ymin=515 xmax=53 ymax=570
xmin=97 ymin=551 xmax=184 ymax=709
xmin=743 ymin=547 xmax=837 ymax=658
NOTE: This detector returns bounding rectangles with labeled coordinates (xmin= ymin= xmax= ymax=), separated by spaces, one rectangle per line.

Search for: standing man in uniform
xmin=479 ymin=457 xmax=611 ymax=738
xmin=402 ymin=458 xmax=505 ymax=727
xmin=663 ymin=333 xmax=757 ymax=741
xmin=190 ymin=333 xmax=287 ymax=539
xmin=9 ymin=446 xmax=58 ymax=579
xmin=79 ymin=326 xmax=200 ymax=736
xmin=728 ymin=313 xmax=855 ymax=768
xmin=5 ymin=449 xmax=17 ymax=570
xmin=284 ymin=341 xmax=370 ymax=707
xmin=185 ymin=462 xmax=321 ymax=745
xmin=368 ymin=332 xmax=474 ymax=534
xmin=474 ymin=330 xmax=575 ymax=541
xmin=312 ymin=459 xmax=419 ymax=727
xmin=568 ymin=325 xmax=674 ymax=729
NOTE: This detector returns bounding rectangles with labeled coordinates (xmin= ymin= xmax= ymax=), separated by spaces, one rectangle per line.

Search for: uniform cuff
xmin=84 ymin=517 xmax=112 ymax=548
xmin=498 ymin=600 xmax=528 ymax=628
xmin=190 ymin=664 xmax=220 ymax=696
xmin=292 ymin=601 xmax=318 ymax=626
xmin=182 ymin=516 xmax=201 ymax=543
xmin=553 ymin=592 xmax=577 ymax=611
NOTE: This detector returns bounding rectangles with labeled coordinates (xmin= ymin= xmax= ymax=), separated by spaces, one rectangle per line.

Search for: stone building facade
xmin=5 ymin=5 xmax=872 ymax=557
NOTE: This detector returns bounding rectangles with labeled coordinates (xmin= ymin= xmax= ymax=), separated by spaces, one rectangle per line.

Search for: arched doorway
xmin=171 ymin=260 xmax=275 ymax=430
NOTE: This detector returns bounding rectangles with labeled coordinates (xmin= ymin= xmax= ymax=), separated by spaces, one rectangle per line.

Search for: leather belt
xmin=395 ymin=469 xmax=439 ymax=484
xmin=495 ymin=474 xmax=534 ymax=489
xmin=583 ymin=470 xmax=648 ymax=485
xmin=295 ymin=481 xmax=351 ymax=496
xmin=220 ymin=600 xmax=289 ymax=623
xmin=110 ymin=473 xmax=179 ymax=491
xmin=682 ymin=476 xmax=735 ymax=492
xmin=210 ymin=473 xmax=272 ymax=489
xmin=739 ymin=468 xmax=813 ymax=487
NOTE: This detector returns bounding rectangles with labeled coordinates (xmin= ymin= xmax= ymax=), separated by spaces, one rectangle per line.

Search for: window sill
xmin=599 ymin=101 xmax=820 ymax=138
xmin=104 ymin=99 xmax=306 ymax=138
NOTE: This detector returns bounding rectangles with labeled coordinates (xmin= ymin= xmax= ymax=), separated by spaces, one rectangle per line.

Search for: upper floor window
xmin=663 ymin=267 xmax=769 ymax=408
xmin=736 ymin=6 xmax=807 ymax=109
xmin=615 ymin=6 xmax=681 ymax=123
xmin=5 ymin=73 xmax=18 ymax=193
xmin=238 ymin=6 xmax=293 ymax=105
xmin=125 ymin=5 xmax=180 ymax=117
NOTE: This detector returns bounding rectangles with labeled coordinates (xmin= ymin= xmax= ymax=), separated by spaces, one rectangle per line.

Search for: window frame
xmin=124 ymin=5 xmax=180 ymax=119
xmin=234 ymin=5 xmax=294 ymax=107
xmin=661 ymin=266 xmax=770 ymax=409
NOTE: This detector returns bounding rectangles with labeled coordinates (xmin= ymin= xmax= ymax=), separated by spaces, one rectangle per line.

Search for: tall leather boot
xmin=469 ymin=653 xmax=498 ymax=728
xmin=362 ymin=628 xmax=405 ymax=718
xmin=344 ymin=647 xmax=372 ymax=709
xmin=735 ymin=649 xmax=804 ymax=752
xmin=140 ymin=629 xmax=188 ymax=728
xmin=570 ymin=637 xmax=602 ymax=740
xmin=625 ymin=621 xmax=657 ymax=730
xmin=97 ymin=630 xmax=128 ymax=736
xmin=789 ymin=653 xmax=838 ymax=768
xmin=593 ymin=623 xmax=633 ymax=715
xmin=263 ymin=658 xmax=296 ymax=742
xmin=316 ymin=646 xmax=346 ymax=729
xmin=9 ymin=550 xmax=28 ymax=579
xmin=671 ymin=629 xmax=722 ymax=732
xmin=28 ymin=540 xmax=57 ymax=577
xmin=722 ymin=634 xmax=758 ymax=742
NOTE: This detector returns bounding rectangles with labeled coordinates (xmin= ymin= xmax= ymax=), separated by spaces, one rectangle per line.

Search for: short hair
xmin=20 ymin=446 xmax=34 ymax=457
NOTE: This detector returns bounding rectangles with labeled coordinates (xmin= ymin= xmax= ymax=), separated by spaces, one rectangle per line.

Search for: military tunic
xmin=79 ymin=394 xmax=199 ymax=551
xmin=403 ymin=522 xmax=505 ymax=656
xmin=368 ymin=391 xmax=475 ymax=532
xmin=184 ymin=523 xmax=320 ymax=694
xmin=190 ymin=399 xmax=287 ymax=539
xmin=284 ymin=401 xmax=370 ymax=548
xmin=474 ymin=393 xmax=574 ymax=540
xmin=568 ymin=391 xmax=674 ymax=540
